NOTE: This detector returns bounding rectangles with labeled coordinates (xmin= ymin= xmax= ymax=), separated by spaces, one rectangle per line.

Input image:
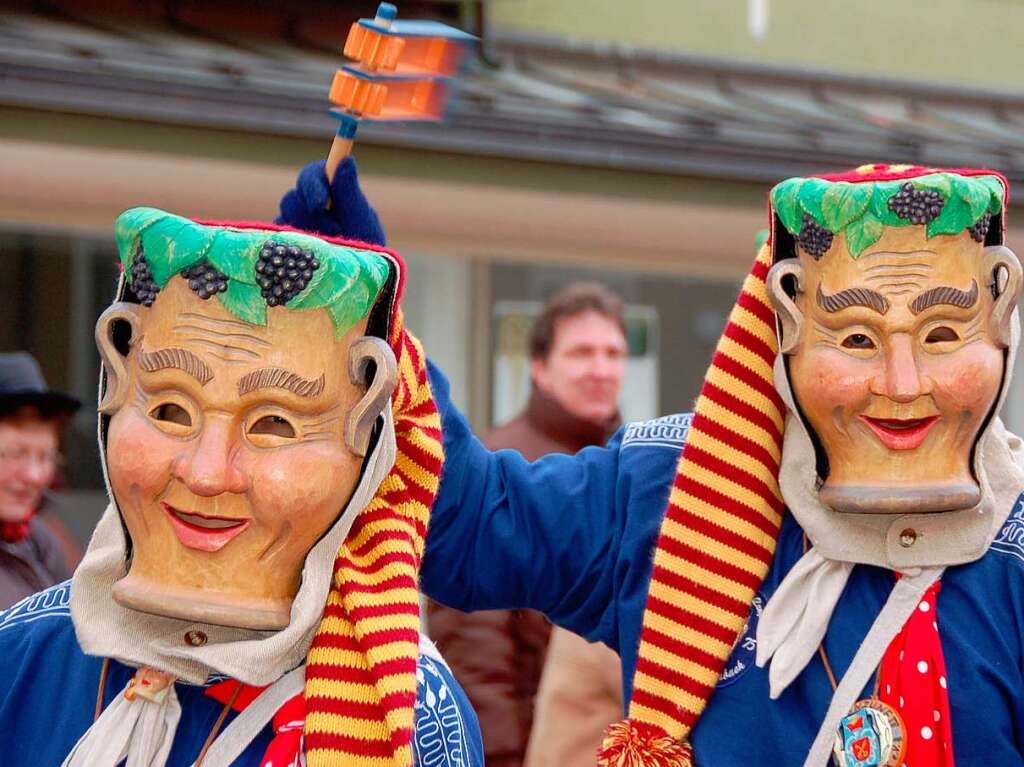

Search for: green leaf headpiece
xmin=115 ymin=208 xmax=392 ymax=339
xmin=769 ymin=164 xmax=1007 ymax=259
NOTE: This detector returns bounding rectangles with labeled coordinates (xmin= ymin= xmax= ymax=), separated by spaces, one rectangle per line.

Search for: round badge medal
xmin=831 ymin=698 xmax=906 ymax=767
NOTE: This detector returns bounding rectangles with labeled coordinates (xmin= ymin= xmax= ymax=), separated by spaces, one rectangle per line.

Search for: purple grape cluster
xmin=887 ymin=182 xmax=945 ymax=225
xmin=180 ymin=261 xmax=228 ymax=300
xmin=796 ymin=213 xmax=834 ymax=260
xmin=968 ymin=214 xmax=991 ymax=243
xmin=128 ymin=246 xmax=160 ymax=306
xmin=255 ymin=241 xmax=319 ymax=307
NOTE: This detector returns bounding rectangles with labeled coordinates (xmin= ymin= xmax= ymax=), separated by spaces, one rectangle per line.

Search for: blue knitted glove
xmin=276 ymin=157 xmax=386 ymax=246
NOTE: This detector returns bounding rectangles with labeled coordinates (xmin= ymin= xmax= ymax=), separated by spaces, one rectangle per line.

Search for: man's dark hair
xmin=528 ymin=282 xmax=627 ymax=361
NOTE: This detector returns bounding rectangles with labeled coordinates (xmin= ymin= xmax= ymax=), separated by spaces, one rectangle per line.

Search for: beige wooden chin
xmin=112 ymin=575 xmax=293 ymax=631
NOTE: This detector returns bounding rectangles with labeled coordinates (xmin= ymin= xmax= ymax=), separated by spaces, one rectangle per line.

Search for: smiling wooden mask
xmin=94 ymin=209 xmax=398 ymax=629
xmin=765 ymin=166 xmax=1022 ymax=514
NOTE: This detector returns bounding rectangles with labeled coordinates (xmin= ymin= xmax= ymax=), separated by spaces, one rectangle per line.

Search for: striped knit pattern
xmin=627 ymin=243 xmax=785 ymax=742
xmin=304 ymin=309 xmax=443 ymax=767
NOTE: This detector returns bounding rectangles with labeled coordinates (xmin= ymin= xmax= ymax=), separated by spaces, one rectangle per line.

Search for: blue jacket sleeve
xmin=420 ymin=362 xmax=686 ymax=694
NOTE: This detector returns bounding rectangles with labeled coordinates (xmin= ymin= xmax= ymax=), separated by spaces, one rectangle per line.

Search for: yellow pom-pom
xmin=597 ymin=719 xmax=693 ymax=767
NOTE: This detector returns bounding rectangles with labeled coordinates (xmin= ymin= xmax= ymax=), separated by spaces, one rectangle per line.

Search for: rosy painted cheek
xmin=106 ymin=410 xmax=178 ymax=505
xmin=792 ymin=349 xmax=873 ymax=420
xmin=247 ymin=445 xmax=352 ymax=530
xmin=924 ymin=347 xmax=1003 ymax=418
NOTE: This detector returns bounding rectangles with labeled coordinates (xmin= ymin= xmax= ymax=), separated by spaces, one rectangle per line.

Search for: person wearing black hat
xmin=0 ymin=352 xmax=80 ymax=607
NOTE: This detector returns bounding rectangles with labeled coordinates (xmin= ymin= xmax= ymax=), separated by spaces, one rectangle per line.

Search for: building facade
xmin=1 ymin=0 xmax=1022 ymax=539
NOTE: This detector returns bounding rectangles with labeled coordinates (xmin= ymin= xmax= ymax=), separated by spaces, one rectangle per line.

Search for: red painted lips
xmin=860 ymin=415 xmax=940 ymax=451
xmin=161 ymin=502 xmax=251 ymax=552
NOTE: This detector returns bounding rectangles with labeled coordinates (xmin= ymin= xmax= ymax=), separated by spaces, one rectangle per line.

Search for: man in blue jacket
xmin=280 ymin=159 xmax=1024 ymax=767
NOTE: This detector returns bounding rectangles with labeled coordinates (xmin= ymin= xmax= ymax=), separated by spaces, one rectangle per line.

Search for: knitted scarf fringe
xmin=598 ymin=720 xmax=693 ymax=767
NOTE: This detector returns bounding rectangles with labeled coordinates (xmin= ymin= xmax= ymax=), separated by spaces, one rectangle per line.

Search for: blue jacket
xmin=0 ymin=580 xmax=483 ymax=766
xmin=277 ymin=156 xmax=1024 ymax=763
xmin=4 ymin=361 xmax=1021 ymax=765
xmin=421 ymin=363 xmax=1024 ymax=765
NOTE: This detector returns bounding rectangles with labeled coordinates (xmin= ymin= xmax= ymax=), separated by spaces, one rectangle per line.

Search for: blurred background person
xmin=429 ymin=282 xmax=627 ymax=767
xmin=524 ymin=627 xmax=622 ymax=767
xmin=0 ymin=352 xmax=80 ymax=607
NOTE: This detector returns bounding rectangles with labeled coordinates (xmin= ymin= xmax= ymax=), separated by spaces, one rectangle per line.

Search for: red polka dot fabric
xmin=878 ymin=580 xmax=955 ymax=766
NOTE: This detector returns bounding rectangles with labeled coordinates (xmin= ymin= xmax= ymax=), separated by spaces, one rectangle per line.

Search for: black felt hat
xmin=0 ymin=353 xmax=80 ymax=419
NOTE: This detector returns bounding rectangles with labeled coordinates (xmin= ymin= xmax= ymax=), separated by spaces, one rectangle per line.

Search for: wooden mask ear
xmin=766 ymin=260 xmax=806 ymax=354
xmin=95 ymin=302 xmax=144 ymax=415
xmin=983 ymin=246 xmax=1023 ymax=349
xmin=345 ymin=337 xmax=398 ymax=457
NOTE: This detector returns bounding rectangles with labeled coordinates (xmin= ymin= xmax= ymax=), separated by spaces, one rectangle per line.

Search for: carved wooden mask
xmin=95 ymin=209 xmax=398 ymax=629
xmin=766 ymin=169 xmax=1022 ymax=514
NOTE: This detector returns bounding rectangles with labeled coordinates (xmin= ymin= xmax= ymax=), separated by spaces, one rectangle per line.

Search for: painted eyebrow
xmin=816 ymin=285 xmax=889 ymax=315
xmin=138 ymin=347 xmax=213 ymax=386
xmin=238 ymin=368 xmax=326 ymax=398
xmin=910 ymin=280 xmax=979 ymax=315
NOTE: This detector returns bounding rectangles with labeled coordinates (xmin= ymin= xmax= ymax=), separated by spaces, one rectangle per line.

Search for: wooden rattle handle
xmin=326 ymin=136 xmax=354 ymax=184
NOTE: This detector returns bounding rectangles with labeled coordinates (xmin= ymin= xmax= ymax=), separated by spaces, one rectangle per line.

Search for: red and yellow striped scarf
xmin=300 ymin=245 xmax=783 ymax=766
xmin=304 ymin=311 xmax=442 ymax=767
xmin=600 ymin=243 xmax=785 ymax=766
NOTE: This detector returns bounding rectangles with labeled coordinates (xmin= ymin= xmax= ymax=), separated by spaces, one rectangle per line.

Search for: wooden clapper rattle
xmin=325 ymin=2 xmax=475 ymax=184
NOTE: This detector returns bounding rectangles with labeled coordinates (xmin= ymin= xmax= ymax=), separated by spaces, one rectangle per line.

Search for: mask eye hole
xmin=925 ymin=326 xmax=959 ymax=344
xmin=841 ymin=333 xmax=875 ymax=350
xmin=150 ymin=403 xmax=192 ymax=427
xmin=249 ymin=415 xmax=296 ymax=439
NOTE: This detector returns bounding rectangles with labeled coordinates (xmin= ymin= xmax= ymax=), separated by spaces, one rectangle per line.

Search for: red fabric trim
xmin=203 ymin=680 xmax=267 ymax=712
xmin=813 ymin=165 xmax=1006 ymax=193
